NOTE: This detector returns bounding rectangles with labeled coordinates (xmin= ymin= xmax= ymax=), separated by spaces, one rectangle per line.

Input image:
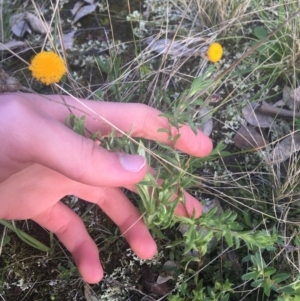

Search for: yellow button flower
xmin=207 ymin=43 xmax=223 ymax=63
xmin=28 ymin=51 xmax=66 ymax=85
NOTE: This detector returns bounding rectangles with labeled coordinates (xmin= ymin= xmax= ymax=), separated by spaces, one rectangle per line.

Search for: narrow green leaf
xmin=242 ymin=271 xmax=259 ymax=281
xmin=251 ymin=279 xmax=263 ymax=288
xmin=0 ymin=220 xmax=50 ymax=252
xmin=253 ymin=26 xmax=268 ymax=39
xmin=187 ymin=116 xmax=198 ymax=135
xmin=189 ymin=65 xmax=216 ymax=97
xmin=71 ymin=115 xmax=86 ymax=136
xmin=264 ymin=267 xmax=276 ymax=277
xmin=295 ymin=233 xmax=300 ymax=247
xmin=220 ymin=294 xmax=230 ymax=301
xmin=224 ymin=230 xmax=233 ymax=247
xmin=277 ymin=286 xmax=295 ymax=294
xmin=242 ymin=210 xmax=252 ymax=227
xmin=272 ymin=273 xmax=290 ymax=284
xmin=96 ymin=57 xmax=110 ymax=73
xmin=150 ymin=226 xmax=166 ymax=239
xmin=263 ymin=278 xmax=271 ymax=297
xmin=0 ymin=235 xmax=10 ymax=247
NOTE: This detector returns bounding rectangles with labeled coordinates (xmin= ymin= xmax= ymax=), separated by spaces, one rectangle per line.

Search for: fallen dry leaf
xmin=141 ymin=296 xmax=156 ymax=301
xmin=202 ymin=197 xmax=223 ymax=215
xmin=25 ymin=12 xmax=47 ymax=34
xmin=0 ymin=40 xmax=27 ymax=51
xmin=73 ymin=3 xmax=98 ymax=23
xmin=57 ymin=31 xmax=76 ymax=51
xmin=11 ymin=18 xmax=31 ymax=37
xmin=271 ymin=132 xmax=300 ymax=163
xmin=0 ymin=69 xmax=32 ymax=93
xmin=233 ymin=125 xmax=267 ymax=150
xmin=197 ymin=106 xmax=213 ymax=137
xmin=140 ymin=265 xmax=171 ymax=297
xmin=0 ymin=69 xmax=23 ymax=92
xmin=71 ymin=1 xmax=85 ymax=16
xmin=242 ymin=102 xmax=274 ymax=128
xmin=156 ymin=261 xmax=177 ymax=285
xmin=282 ymin=85 xmax=300 ymax=111
xmin=83 ymin=282 xmax=98 ymax=301
xmin=146 ymin=37 xmax=205 ymax=57
xmin=84 ymin=0 xmax=97 ymax=4
xmin=10 ymin=12 xmax=46 ymax=37
xmin=273 ymin=99 xmax=285 ymax=107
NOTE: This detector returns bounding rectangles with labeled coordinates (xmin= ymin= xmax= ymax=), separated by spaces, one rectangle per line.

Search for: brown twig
xmin=256 ymin=101 xmax=300 ymax=118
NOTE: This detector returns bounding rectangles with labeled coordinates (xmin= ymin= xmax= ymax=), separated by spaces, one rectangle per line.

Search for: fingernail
xmin=119 ymin=154 xmax=146 ymax=172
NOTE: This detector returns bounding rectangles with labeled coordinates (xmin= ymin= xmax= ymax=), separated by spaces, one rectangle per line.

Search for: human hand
xmin=0 ymin=93 xmax=212 ymax=283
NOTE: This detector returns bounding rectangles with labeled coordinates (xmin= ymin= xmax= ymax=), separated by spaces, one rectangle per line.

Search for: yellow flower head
xmin=207 ymin=43 xmax=223 ymax=63
xmin=28 ymin=51 xmax=66 ymax=85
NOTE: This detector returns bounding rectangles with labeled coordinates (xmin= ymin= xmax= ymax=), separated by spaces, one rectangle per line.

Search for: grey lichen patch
xmin=269 ymin=120 xmax=292 ymax=141
xmin=95 ymin=249 xmax=165 ymax=301
xmin=0 ymin=246 xmax=56 ymax=299
xmin=127 ymin=0 xmax=218 ymax=39
xmin=127 ymin=10 xmax=149 ymax=38
xmin=216 ymin=103 xmax=247 ymax=145
xmin=67 ymin=39 xmax=109 ymax=67
xmin=99 ymin=276 xmax=129 ymax=301
xmin=126 ymin=249 xmax=165 ymax=266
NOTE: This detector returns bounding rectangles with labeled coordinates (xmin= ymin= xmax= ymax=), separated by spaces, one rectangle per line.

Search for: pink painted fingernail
xmin=119 ymin=154 xmax=146 ymax=172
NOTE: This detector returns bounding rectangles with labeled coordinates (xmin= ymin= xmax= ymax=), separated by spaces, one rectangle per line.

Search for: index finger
xmin=26 ymin=94 xmax=213 ymax=157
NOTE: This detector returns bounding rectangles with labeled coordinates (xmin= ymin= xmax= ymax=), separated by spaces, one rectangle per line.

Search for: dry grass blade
xmin=196 ymin=7 xmax=300 ymax=101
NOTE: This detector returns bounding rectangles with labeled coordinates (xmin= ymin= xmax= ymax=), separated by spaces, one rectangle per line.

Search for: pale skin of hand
xmin=0 ymin=93 xmax=213 ymax=283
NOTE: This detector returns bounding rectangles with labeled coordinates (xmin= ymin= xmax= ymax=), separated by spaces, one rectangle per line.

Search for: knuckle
xmin=0 ymin=95 xmax=36 ymax=159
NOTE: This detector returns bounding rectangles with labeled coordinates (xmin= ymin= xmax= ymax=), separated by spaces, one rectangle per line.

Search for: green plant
xmin=95 ymin=55 xmax=135 ymax=102
xmin=241 ymin=252 xmax=300 ymax=300
xmin=159 ymin=64 xmax=217 ymax=135
xmin=0 ymin=0 xmax=12 ymax=43
xmin=0 ymin=220 xmax=50 ymax=253
xmin=56 ymin=262 xmax=78 ymax=281
xmin=4 ymin=0 xmax=300 ymax=300
xmin=251 ymin=0 xmax=300 ymax=82
xmin=169 ymin=279 xmax=233 ymax=301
